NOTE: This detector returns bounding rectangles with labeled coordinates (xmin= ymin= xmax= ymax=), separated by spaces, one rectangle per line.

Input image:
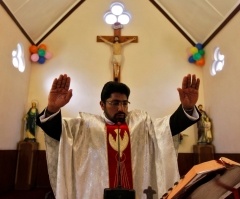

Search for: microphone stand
xmin=117 ymin=121 xmax=122 ymax=188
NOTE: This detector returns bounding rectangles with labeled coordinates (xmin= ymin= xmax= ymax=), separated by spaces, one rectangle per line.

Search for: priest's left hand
xmin=177 ymin=74 xmax=200 ymax=109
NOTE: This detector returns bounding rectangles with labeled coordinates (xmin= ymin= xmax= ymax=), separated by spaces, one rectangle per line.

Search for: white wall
xmin=1 ymin=1 xmax=238 ymax=154
xmin=10 ymin=0 xmax=240 ymax=152
xmin=4 ymin=0 xmax=240 ymax=153
xmin=203 ymin=12 xmax=240 ymax=153
xmin=27 ymin=0 xmax=204 ymax=151
xmin=0 ymin=6 xmax=31 ymax=149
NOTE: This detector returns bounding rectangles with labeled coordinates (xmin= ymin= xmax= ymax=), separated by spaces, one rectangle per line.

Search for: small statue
xmin=23 ymin=101 xmax=39 ymax=142
xmin=204 ymin=117 xmax=212 ymax=144
xmin=197 ymin=104 xmax=209 ymax=144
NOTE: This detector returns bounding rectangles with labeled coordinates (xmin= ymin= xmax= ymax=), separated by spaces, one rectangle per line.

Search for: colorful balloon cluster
xmin=187 ymin=43 xmax=205 ymax=66
xmin=29 ymin=44 xmax=53 ymax=64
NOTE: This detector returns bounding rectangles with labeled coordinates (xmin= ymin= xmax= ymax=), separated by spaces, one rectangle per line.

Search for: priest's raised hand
xmin=177 ymin=74 xmax=200 ymax=113
xmin=47 ymin=74 xmax=72 ymax=113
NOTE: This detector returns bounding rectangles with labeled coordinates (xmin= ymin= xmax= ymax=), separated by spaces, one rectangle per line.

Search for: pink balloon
xmin=44 ymin=51 xmax=53 ymax=59
xmin=186 ymin=47 xmax=192 ymax=56
xmin=31 ymin=53 xmax=39 ymax=62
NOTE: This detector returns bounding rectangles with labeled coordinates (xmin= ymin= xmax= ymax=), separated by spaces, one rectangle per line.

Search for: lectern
xmin=15 ymin=141 xmax=39 ymax=190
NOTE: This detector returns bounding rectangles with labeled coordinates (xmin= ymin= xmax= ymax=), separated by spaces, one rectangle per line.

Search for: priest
xmin=37 ymin=74 xmax=200 ymax=199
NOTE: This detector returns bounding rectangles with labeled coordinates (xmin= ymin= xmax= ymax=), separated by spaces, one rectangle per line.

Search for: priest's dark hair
xmin=101 ymin=81 xmax=130 ymax=102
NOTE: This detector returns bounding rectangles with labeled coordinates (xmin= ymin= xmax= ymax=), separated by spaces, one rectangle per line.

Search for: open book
xmin=163 ymin=157 xmax=240 ymax=199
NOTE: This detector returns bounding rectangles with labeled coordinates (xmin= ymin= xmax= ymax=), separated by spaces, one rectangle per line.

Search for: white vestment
xmin=44 ymin=109 xmax=180 ymax=199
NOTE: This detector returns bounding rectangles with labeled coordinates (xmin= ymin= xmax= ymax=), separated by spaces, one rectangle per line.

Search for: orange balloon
xmin=196 ymin=57 xmax=205 ymax=66
xmin=39 ymin=44 xmax=47 ymax=50
xmin=29 ymin=45 xmax=38 ymax=53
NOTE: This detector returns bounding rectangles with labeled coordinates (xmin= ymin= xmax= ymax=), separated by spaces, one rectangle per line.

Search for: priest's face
xmin=100 ymin=92 xmax=128 ymax=123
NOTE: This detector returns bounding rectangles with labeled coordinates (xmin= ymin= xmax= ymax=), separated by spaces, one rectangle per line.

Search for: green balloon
xmin=199 ymin=49 xmax=205 ymax=55
xmin=193 ymin=53 xmax=201 ymax=61
xmin=38 ymin=49 xmax=46 ymax=56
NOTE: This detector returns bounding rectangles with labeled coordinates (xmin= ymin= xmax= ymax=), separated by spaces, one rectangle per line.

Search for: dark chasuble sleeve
xmin=170 ymin=104 xmax=201 ymax=136
xmin=36 ymin=109 xmax=62 ymax=141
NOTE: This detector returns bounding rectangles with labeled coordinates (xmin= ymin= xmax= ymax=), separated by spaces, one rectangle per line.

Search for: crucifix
xmin=143 ymin=186 xmax=156 ymax=199
xmin=97 ymin=22 xmax=138 ymax=82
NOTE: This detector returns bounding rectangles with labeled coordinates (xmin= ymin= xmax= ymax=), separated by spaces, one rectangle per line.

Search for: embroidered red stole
xmin=106 ymin=122 xmax=133 ymax=189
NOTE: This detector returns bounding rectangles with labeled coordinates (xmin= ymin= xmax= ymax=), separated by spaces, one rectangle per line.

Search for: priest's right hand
xmin=47 ymin=74 xmax=72 ymax=113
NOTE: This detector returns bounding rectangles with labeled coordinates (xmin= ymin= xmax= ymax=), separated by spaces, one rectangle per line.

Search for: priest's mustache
xmin=114 ymin=112 xmax=126 ymax=122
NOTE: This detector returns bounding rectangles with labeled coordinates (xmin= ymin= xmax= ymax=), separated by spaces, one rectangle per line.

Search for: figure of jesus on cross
xmin=97 ymin=22 xmax=138 ymax=82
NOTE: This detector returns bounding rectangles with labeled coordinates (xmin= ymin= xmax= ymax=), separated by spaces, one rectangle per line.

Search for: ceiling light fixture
xmin=118 ymin=12 xmax=131 ymax=24
xmin=110 ymin=2 xmax=124 ymax=15
xmin=104 ymin=2 xmax=131 ymax=25
xmin=104 ymin=12 xmax=117 ymax=24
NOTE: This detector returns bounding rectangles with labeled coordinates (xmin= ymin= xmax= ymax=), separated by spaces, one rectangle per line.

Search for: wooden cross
xmin=143 ymin=186 xmax=156 ymax=199
xmin=97 ymin=22 xmax=138 ymax=82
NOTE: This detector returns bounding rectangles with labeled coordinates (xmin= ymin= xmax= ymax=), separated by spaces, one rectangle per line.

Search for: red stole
xmin=106 ymin=122 xmax=133 ymax=189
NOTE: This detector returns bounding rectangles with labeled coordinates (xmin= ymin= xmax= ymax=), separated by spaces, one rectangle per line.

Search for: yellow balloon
xmin=190 ymin=47 xmax=198 ymax=55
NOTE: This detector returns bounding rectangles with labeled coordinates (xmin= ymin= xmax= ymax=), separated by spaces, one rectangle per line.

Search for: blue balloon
xmin=38 ymin=56 xmax=45 ymax=64
xmin=195 ymin=43 xmax=203 ymax=50
xmin=188 ymin=56 xmax=195 ymax=63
